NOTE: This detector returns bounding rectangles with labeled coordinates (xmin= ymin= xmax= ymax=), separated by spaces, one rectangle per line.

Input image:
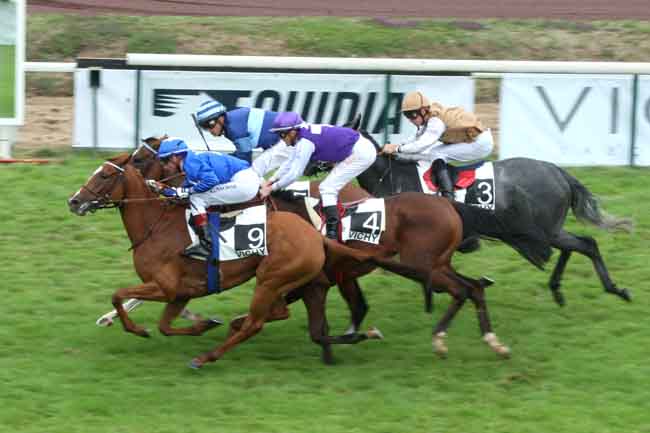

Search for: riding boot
xmin=432 ymin=158 xmax=454 ymax=200
xmin=183 ymin=213 xmax=213 ymax=259
xmin=322 ymin=205 xmax=340 ymax=241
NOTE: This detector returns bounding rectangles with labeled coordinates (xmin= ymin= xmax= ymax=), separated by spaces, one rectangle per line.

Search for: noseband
xmin=80 ymin=161 xmax=126 ymax=210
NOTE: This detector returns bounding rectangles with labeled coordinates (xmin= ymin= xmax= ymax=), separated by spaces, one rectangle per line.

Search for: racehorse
xmin=127 ymin=137 xmax=376 ymax=336
xmin=268 ymin=188 xmax=554 ymax=357
xmin=349 ymin=130 xmax=633 ymax=306
xmin=67 ymin=152 xmax=381 ymax=367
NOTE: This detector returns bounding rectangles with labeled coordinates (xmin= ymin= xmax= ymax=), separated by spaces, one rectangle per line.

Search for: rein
xmin=373 ymin=155 xmax=395 ymax=196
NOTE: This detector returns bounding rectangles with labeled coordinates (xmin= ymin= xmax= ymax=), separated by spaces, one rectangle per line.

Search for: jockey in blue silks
xmin=194 ymin=100 xmax=281 ymax=164
xmin=259 ymin=112 xmax=377 ymax=241
xmin=149 ymin=138 xmax=261 ymax=258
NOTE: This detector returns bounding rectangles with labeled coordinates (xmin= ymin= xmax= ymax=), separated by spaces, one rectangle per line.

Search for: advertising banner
xmin=500 ymin=73 xmax=634 ymax=166
xmin=632 ymin=75 xmax=650 ymax=166
xmin=136 ymin=71 xmax=474 ymax=151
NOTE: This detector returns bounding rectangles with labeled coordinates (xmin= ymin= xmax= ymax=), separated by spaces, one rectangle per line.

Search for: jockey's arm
xmin=396 ymin=117 xmax=446 ymax=160
xmin=184 ymin=159 xmax=221 ymax=193
xmin=270 ymin=138 xmax=315 ymax=191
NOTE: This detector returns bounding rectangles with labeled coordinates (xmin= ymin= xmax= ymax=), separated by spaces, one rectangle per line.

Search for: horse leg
xmin=337 ymin=278 xmax=370 ymax=334
xmin=552 ymin=230 xmax=631 ymax=301
xmin=96 ymin=299 xmax=202 ymax=327
xmin=96 ymin=298 xmax=144 ymax=327
xmin=158 ymin=300 xmax=223 ymax=336
xmin=301 ymin=283 xmax=334 ymax=364
xmin=458 ymin=275 xmax=511 ymax=358
xmin=548 ymin=249 xmax=571 ymax=306
xmin=190 ymin=287 xmax=277 ymax=368
xmin=429 ymin=268 xmax=472 ymax=358
xmin=228 ymin=298 xmax=290 ymax=337
xmin=112 ymin=281 xmax=172 ymax=338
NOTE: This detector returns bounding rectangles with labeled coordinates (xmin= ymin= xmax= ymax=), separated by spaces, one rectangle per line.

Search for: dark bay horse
xmin=349 ymin=132 xmax=633 ymax=306
xmin=268 ymin=188 xmax=554 ymax=357
xmin=67 ymin=152 xmax=378 ymax=367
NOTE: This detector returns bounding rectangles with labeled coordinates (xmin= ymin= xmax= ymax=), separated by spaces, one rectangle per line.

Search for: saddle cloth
xmin=417 ymin=161 xmax=497 ymax=210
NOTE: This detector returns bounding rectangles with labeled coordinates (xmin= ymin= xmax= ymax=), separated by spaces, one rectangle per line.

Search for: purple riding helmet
xmin=269 ymin=112 xmax=304 ymax=133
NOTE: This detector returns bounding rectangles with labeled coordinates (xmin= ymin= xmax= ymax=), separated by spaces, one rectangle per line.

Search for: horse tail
xmin=322 ymin=238 xmax=374 ymax=265
xmin=452 ymin=202 xmax=552 ymax=270
xmin=559 ymin=168 xmax=634 ymax=232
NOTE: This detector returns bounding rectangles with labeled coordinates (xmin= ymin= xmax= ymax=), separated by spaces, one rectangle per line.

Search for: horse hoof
xmin=552 ymin=290 xmax=566 ymax=307
xmin=189 ymin=359 xmax=203 ymax=369
xmin=496 ymin=346 xmax=512 ymax=359
xmin=96 ymin=317 xmax=113 ymax=327
xmin=135 ymin=328 xmax=151 ymax=338
xmin=619 ymin=288 xmax=632 ymax=302
xmin=434 ymin=348 xmax=448 ymax=359
xmin=209 ymin=317 xmax=224 ymax=325
xmin=479 ymin=276 xmax=495 ymax=288
xmin=367 ymin=327 xmax=384 ymax=340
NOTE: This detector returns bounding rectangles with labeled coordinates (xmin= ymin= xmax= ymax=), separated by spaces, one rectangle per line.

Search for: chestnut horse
xmin=91 ymin=138 xmax=374 ymax=336
xmin=67 ymin=152 xmax=378 ymax=367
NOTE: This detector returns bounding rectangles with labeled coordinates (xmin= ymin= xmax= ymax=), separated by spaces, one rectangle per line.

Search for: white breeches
xmin=430 ymin=129 xmax=494 ymax=163
xmin=251 ymin=140 xmax=294 ymax=177
xmin=319 ymin=136 xmax=376 ymax=207
xmin=189 ymin=168 xmax=261 ymax=215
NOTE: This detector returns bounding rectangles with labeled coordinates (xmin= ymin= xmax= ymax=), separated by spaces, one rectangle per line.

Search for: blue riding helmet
xmin=269 ymin=112 xmax=304 ymax=133
xmin=158 ymin=138 xmax=189 ymax=159
xmin=195 ymin=100 xmax=227 ymax=128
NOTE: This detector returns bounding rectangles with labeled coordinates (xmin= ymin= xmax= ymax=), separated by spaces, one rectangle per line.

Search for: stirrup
xmin=182 ymin=243 xmax=211 ymax=259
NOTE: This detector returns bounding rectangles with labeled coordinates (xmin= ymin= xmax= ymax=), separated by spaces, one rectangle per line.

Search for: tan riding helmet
xmin=401 ymin=91 xmax=431 ymax=112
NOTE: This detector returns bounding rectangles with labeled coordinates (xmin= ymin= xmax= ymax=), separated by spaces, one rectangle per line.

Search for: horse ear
xmin=141 ymin=134 xmax=166 ymax=150
xmin=351 ymin=113 xmax=362 ymax=131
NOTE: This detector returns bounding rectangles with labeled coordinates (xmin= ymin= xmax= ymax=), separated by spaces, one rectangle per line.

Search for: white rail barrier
xmin=24 ymin=62 xmax=76 ymax=73
xmin=127 ymin=54 xmax=650 ymax=75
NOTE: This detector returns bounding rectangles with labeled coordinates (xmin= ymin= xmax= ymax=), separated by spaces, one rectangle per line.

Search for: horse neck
xmin=357 ymin=156 xmax=389 ymax=195
xmin=119 ymin=167 xmax=167 ymax=245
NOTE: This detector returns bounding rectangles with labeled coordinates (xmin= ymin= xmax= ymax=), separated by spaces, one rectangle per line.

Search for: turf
xmin=1 ymin=152 xmax=648 ymax=433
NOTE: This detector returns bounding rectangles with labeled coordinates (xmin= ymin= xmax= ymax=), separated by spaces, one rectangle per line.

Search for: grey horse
xmin=338 ymin=130 xmax=633 ymax=306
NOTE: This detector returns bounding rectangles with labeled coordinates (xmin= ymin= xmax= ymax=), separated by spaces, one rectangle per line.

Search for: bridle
xmin=79 ymin=160 xmax=127 ymax=210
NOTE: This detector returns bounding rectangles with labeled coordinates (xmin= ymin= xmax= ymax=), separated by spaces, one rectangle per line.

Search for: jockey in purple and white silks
xmin=150 ymin=138 xmax=261 ymax=258
xmin=195 ymin=100 xmax=281 ymax=164
xmin=259 ymin=112 xmax=376 ymax=241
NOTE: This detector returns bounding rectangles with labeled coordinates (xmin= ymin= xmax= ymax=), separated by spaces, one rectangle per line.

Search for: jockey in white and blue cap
xmin=195 ymin=100 xmax=281 ymax=164
xmin=152 ymin=138 xmax=262 ymax=258
xmin=259 ymin=112 xmax=377 ymax=241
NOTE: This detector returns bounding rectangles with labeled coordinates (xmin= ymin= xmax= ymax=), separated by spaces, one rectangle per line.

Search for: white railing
xmin=24 ymin=61 xmax=76 ymax=73
xmin=127 ymin=54 xmax=650 ymax=74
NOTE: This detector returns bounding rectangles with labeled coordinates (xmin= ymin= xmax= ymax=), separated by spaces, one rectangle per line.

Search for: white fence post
xmin=0 ymin=126 xmax=16 ymax=159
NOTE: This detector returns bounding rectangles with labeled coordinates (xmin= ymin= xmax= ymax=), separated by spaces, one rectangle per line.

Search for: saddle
xmin=206 ymin=195 xmax=266 ymax=214
xmin=423 ymin=161 xmax=485 ymax=193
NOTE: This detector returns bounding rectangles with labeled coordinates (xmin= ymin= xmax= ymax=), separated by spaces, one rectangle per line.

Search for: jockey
xmin=259 ymin=112 xmax=376 ymax=241
xmin=149 ymin=138 xmax=262 ymax=258
xmin=381 ymin=91 xmax=494 ymax=199
xmin=194 ymin=100 xmax=281 ymax=163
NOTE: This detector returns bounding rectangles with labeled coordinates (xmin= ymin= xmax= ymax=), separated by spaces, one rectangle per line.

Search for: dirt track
xmin=28 ymin=0 xmax=650 ymax=20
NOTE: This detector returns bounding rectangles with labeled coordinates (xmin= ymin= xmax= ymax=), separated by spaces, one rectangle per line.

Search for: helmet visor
xmin=403 ymin=109 xmax=420 ymax=120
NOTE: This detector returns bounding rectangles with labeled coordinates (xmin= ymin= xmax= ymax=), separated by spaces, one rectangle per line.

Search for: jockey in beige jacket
xmin=382 ymin=91 xmax=494 ymax=199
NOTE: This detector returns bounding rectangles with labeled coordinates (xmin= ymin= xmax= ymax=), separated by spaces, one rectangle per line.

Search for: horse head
xmin=67 ymin=147 xmax=161 ymax=216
